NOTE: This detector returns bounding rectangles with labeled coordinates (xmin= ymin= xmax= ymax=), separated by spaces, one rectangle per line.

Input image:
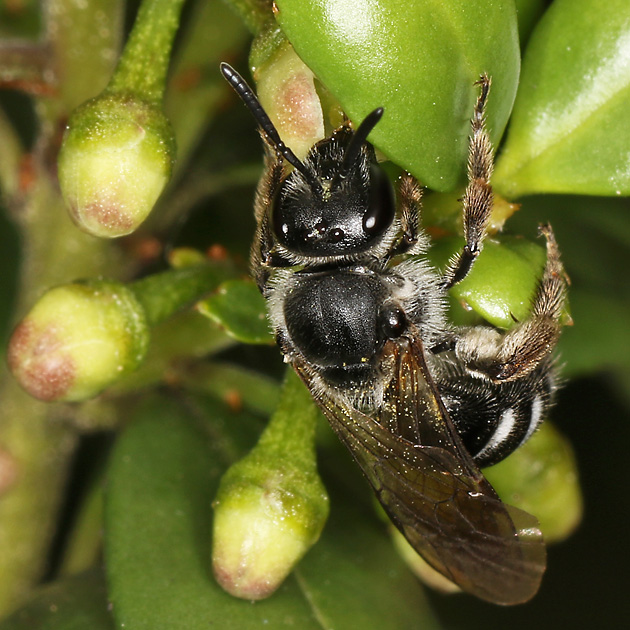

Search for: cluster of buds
xmin=5 ymin=0 xmax=584 ymax=608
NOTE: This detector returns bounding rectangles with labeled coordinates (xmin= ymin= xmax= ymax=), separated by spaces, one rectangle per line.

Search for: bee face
xmin=221 ymin=63 xmax=567 ymax=605
xmin=271 ymin=128 xmax=397 ymax=258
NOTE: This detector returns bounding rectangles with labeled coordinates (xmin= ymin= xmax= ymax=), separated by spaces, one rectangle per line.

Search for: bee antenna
xmin=341 ymin=107 xmax=384 ymax=173
xmin=220 ymin=63 xmax=322 ymax=192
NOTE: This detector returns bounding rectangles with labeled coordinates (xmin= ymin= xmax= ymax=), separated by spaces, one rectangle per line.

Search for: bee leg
xmin=454 ymin=225 xmax=568 ymax=382
xmin=441 ymin=74 xmax=494 ymax=290
xmin=386 ymin=172 xmax=428 ymax=257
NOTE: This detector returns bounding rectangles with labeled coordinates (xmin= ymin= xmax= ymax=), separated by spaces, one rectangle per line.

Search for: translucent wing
xmin=293 ymin=337 xmax=546 ymax=605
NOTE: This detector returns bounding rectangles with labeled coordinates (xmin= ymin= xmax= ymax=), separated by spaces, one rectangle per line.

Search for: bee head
xmin=220 ymin=63 xmax=395 ymax=260
xmin=272 ymin=109 xmax=396 ymax=258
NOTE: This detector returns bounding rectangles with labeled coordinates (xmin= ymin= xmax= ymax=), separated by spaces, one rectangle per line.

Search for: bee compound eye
xmin=380 ymin=305 xmax=407 ymax=338
xmin=363 ymin=164 xmax=396 ymax=238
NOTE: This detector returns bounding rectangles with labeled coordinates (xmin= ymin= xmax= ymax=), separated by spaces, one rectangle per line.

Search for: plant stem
xmin=0 ymin=381 xmax=77 ymax=616
xmin=257 ymin=369 xmax=320 ymax=463
xmin=0 ymin=41 xmax=53 ymax=94
xmin=43 ymin=0 xmax=124 ymax=111
xmin=164 ymin=0 xmax=249 ymax=183
xmin=0 ymin=104 xmax=23 ymax=201
xmin=108 ymin=0 xmax=187 ymax=104
xmin=222 ymin=0 xmax=273 ymax=35
xmin=130 ymin=260 xmax=237 ymax=327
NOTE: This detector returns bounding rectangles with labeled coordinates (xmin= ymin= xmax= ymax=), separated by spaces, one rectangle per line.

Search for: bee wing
xmin=293 ymin=337 xmax=546 ymax=605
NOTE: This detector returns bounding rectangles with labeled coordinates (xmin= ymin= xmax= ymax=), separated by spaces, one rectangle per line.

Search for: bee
xmin=220 ymin=62 xmax=567 ymax=605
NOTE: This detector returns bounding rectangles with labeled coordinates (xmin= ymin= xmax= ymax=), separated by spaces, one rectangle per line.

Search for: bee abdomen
xmin=436 ymin=358 xmax=557 ymax=468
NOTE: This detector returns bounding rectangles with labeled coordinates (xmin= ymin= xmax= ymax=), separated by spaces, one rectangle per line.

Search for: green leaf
xmin=0 ymin=569 xmax=113 ymax=630
xmin=558 ymin=287 xmax=630 ymax=378
xmin=494 ymin=0 xmax=630 ymax=197
xmin=104 ymin=392 xmax=439 ymax=629
xmin=429 ymin=235 xmax=547 ymax=329
xmin=274 ymin=0 xmax=520 ymax=191
xmin=295 ymin=498 xmax=440 ymax=629
xmin=197 ymin=279 xmax=273 ymax=344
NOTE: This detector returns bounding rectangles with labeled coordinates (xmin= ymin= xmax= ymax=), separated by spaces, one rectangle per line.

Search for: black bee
xmin=220 ymin=62 xmax=567 ymax=605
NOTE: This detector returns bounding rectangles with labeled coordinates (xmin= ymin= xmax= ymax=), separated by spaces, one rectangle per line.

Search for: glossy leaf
xmin=274 ymin=0 xmax=520 ymax=191
xmin=494 ymin=0 xmax=630 ymax=197
xmin=197 ymin=279 xmax=273 ymax=344
xmin=429 ymin=235 xmax=547 ymax=329
xmin=0 ymin=569 xmax=113 ymax=630
xmin=104 ymin=392 xmax=439 ymax=629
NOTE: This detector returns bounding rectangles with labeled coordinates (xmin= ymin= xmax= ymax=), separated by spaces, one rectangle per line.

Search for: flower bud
xmin=253 ymin=39 xmax=325 ymax=161
xmin=212 ymin=466 xmax=328 ymax=600
xmin=8 ymin=280 xmax=149 ymax=402
xmin=58 ymin=93 xmax=175 ymax=238
xmin=212 ymin=372 xmax=329 ymax=600
xmin=484 ymin=422 xmax=582 ymax=543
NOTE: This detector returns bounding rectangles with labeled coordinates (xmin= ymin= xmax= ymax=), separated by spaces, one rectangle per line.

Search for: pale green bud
xmin=212 ymin=371 xmax=329 ymax=600
xmin=8 ymin=280 xmax=149 ymax=401
xmin=58 ymin=93 xmax=175 ymax=238
xmin=213 ymin=465 xmax=328 ymax=600
xmin=254 ymin=40 xmax=325 ymax=161
xmin=484 ymin=422 xmax=582 ymax=543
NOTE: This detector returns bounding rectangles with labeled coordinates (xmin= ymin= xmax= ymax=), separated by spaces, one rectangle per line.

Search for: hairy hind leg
xmin=454 ymin=224 xmax=568 ymax=382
